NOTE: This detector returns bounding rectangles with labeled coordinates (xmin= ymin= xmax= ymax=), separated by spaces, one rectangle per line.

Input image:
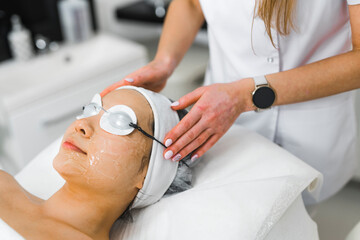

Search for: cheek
xmin=53 ymin=123 xmax=89 ymax=176
xmin=85 ymin=135 xmax=142 ymax=184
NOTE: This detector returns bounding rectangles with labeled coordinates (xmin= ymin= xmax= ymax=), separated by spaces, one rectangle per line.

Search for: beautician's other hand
xmin=100 ymin=58 xmax=175 ymax=97
xmin=163 ymin=79 xmax=255 ymax=162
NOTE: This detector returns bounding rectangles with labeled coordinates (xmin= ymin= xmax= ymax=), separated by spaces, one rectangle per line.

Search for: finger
xmin=164 ymin=118 xmax=210 ymax=160
xmin=101 ymin=82 xmax=119 ymax=97
xmin=163 ymin=107 xmax=202 ymax=150
xmin=171 ymin=128 xmax=214 ymax=162
xmin=191 ymin=134 xmax=220 ymax=161
xmin=100 ymin=79 xmax=132 ymax=97
xmin=171 ymin=86 xmax=206 ymax=110
xmin=101 ymin=69 xmax=149 ymax=97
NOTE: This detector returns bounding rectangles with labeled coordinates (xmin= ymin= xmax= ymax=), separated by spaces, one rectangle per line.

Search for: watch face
xmin=252 ymin=86 xmax=276 ymax=109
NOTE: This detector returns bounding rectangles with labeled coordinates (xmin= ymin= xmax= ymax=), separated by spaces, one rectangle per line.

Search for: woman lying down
xmin=0 ymin=86 xmax=193 ymax=239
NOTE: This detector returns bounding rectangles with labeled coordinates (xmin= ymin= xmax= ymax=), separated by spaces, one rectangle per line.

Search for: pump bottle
xmin=7 ymin=15 xmax=34 ymax=61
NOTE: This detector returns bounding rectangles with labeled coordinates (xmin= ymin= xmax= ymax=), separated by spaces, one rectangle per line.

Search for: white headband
xmin=115 ymin=86 xmax=180 ymax=209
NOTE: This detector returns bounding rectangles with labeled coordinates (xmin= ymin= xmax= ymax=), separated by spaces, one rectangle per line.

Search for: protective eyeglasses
xmin=76 ymin=94 xmax=166 ymax=148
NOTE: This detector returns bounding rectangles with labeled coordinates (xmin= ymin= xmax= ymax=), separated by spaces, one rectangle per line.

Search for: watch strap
xmin=253 ymin=75 xmax=268 ymax=87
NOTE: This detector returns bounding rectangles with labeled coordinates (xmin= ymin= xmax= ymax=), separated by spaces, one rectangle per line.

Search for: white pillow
xmin=110 ymin=125 xmax=322 ymax=240
xmin=9 ymin=125 xmax=322 ymax=240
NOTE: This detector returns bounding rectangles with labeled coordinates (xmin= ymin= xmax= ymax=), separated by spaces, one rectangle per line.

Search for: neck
xmin=41 ymin=183 xmax=132 ymax=239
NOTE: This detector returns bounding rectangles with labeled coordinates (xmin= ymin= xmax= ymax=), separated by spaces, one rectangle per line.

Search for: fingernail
xmin=165 ymin=139 xmax=172 ymax=147
xmin=172 ymin=154 xmax=181 ymax=162
xmin=171 ymin=101 xmax=179 ymax=107
xmin=125 ymin=78 xmax=134 ymax=82
xmin=191 ymin=154 xmax=199 ymax=162
xmin=164 ymin=150 xmax=173 ymax=160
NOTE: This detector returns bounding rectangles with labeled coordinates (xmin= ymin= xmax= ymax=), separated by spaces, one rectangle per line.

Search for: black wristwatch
xmin=252 ymin=75 xmax=276 ymax=112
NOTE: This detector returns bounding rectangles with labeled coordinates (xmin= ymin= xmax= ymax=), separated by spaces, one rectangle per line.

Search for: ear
xmin=135 ymin=163 xmax=148 ymax=190
xmin=135 ymin=177 xmax=145 ymax=190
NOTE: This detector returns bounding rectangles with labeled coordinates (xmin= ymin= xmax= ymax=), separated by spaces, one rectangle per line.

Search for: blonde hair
xmin=255 ymin=0 xmax=297 ymax=47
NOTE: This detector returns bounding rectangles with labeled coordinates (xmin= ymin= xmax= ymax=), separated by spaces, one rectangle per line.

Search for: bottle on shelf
xmin=7 ymin=15 xmax=34 ymax=61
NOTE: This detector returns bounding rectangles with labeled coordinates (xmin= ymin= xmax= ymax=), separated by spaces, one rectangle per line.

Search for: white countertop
xmin=0 ymin=34 xmax=147 ymax=111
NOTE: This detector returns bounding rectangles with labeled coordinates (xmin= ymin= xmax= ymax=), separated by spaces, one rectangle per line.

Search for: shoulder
xmin=0 ymin=170 xmax=43 ymax=203
xmin=0 ymin=169 xmax=34 ymax=207
xmin=0 ymin=171 xmax=41 ymax=237
xmin=0 ymin=169 xmax=13 ymax=180
xmin=0 ymin=170 xmax=42 ymax=223
xmin=0 ymin=170 xmax=19 ymax=196
xmin=0 ymin=170 xmax=35 ymax=202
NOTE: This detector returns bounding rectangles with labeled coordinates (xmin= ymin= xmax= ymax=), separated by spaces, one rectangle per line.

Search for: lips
xmin=62 ymin=140 xmax=87 ymax=155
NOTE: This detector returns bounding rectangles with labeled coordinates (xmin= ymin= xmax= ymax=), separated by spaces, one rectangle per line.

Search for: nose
xmin=75 ymin=119 xmax=94 ymax=138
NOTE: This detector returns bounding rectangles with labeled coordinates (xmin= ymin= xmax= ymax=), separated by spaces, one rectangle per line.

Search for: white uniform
xmin=199 ymin=0 xmax=360 ymax=204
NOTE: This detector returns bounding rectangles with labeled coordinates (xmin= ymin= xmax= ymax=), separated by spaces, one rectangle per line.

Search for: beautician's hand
xmin=163 ymin=79 xmax=255 ymax=162
xmin=101 ymin=58 xmax=175 ymax=97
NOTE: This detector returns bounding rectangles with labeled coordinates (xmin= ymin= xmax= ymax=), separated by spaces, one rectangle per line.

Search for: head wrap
xmin=116 ymin=86 xmax=180 ymax=209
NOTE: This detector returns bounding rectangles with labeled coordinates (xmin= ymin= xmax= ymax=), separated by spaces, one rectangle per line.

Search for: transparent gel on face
xmin=84 ymin=136 xmax=140 ymax=183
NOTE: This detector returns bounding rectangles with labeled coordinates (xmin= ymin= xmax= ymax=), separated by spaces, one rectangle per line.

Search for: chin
xmin=53 ymin=152 xmax=87 ymax=179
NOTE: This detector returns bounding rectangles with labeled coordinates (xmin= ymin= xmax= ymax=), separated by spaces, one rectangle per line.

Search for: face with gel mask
xmin=53 ymin=89 xmax=154 ymax=196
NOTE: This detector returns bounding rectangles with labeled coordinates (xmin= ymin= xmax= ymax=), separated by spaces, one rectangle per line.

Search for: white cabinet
xmin=0 ymin=34 xmax=147 ymax=174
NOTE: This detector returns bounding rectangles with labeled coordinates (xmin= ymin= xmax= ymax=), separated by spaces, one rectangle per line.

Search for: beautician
xmin=102 ymin=0 xmax=360 ymax=204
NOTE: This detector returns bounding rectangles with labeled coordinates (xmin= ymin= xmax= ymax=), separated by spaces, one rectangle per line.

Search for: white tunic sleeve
xmin=348 ymin=0 xmax=360 ymax=5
